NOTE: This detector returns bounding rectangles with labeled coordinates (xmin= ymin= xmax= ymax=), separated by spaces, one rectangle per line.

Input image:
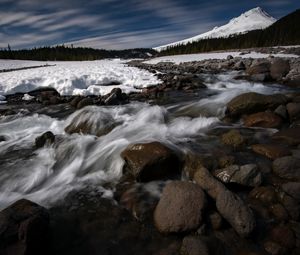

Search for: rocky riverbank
xmin=0 ymin=53 xmax=300 ymax=255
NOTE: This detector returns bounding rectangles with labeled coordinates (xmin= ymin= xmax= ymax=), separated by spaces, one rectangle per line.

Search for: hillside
xmin=159 ymin=9 xmax=300 ymax=56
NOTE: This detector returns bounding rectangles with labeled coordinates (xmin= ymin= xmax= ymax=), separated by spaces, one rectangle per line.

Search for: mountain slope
xmin=159 ymin=9 xmax=300 ymax=56
xmin=155 ymin=7 xmax=276 ymax=52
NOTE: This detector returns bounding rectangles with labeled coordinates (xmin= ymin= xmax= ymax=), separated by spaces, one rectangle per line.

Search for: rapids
xmin=0 ymin=72 xmax=291 ymax=209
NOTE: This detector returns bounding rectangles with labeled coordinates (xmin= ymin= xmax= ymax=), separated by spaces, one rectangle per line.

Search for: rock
xmin=272 ymin=128 xmax=300 ymax=145
xmin=77 ymin=97 xmax=94 ymax=109
xmin=0 ymin=199 xmax=49 ymax=255
xmin=234 ymin=61 xmax=246 ymax=70
xmin=213 ymin=164 xmax=262 ymax=187
xmin=243 ymin=112 xmax=282 ymax=128
xmin=221 ymin=129 xmax=245 ymax=148
xmin=287 ymin=103 xmax=300 ymax=121
xmin=208 ymin=211 xmax=223 ymax=230
xmin=227 ymin=55 xmax=234 ymax=60
xmin=270 ymin=59 xmax=290 ymax=80
xmin=216 ymin=189 xmax=256 ymax=237
xmin=273 ymin=156 xmax=300 ymax=181
xmin=193 ymin=168 xmax=255 ymax=236
xmin=121 ymin=142 xmax=181 ymax=182
xmin=249 ymin=186 xmax=277 ymax=204
xmin=226 ymin=92 xmax=287 ymax=118
xmin=154 ymin=181 xmax=206 ymax=233
xmin=65 ymin=107 xmax=119 ymax=136
xmin=69 ymin=96 xmax=83 ymax=107
xmin=218 ymin=155 xmax=235 ymax=168
xmin=0 ymin=135 xmax=6 ymax=142
xmin=270 ymin=225 xmax=296 ymax=249
xmin=104 ymin=88 xmax=125 ymax=105
xmin=274 ymin=105 xmax=288 ymax=119
xmin=181 ymin=235 xmax=228 ymax=255
xmin=35 ymin=131 xmax=55 ymax=148
xmin=279 ymin=193 xmax=300 ymax=220
xmin=281 ymin=182 xmax=300 ymax=200
xmin=270 ymin=203 xmax=289 ymax=221
xmin=251 ymin=144 xmax=291 ymax=160
xmin=264 ymin=241 xmax=286 ymax=255
xmin=247 ymin=61 xmax=270 ymax=75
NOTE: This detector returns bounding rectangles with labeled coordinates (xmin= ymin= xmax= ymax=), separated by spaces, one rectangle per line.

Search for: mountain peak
xmin=154 ymin=7 xmax=276 ymax=52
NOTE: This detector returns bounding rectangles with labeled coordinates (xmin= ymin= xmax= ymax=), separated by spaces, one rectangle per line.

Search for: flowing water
xmin=0 ymin=72 xmax=291 ymax=209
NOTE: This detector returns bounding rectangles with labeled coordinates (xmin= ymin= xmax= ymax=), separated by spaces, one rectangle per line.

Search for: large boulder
xmin=251 ymin=144 xmax=291 ymax=160
xmin=273 ymin=156 xmax=300 ymax=181
xmin=272 ymin=127 xmax=300 ymax=145
xmin=246 ymin=60 xmax=271 ymax=82
xmin=0 ymin=199 xmax=49 ymax=255
xmin=121 ymin=142 xmax=181 ymax=182
xmin=154 ymin=181 xmax=206 ymax=233
xmin=226 ymin=92 xmax=287 ymax=118
xmin=270 ymin=59 xmax=290 ymax=80
xmin=243 ymin=112 xmax=282 ymax=128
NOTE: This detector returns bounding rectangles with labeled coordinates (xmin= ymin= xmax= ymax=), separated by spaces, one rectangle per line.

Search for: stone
xmin=281 ymin=182 xmax=300 ymax=200
xmin=193 ymin=168 xmax=255 ymax=237
xmin=234 ymin=61 xmax=246 ymax=70
xmin=213 ymin=164 xmax=262 ymax=187
xmin=273 ymin=156 xmax=300 ymax=181
xmin=77 ymin=97 xmax=94 ymax=109
xmin=65 ymin=107 xmax=119 ymax=136
xmin=208 ymin=211 xmax=223 ymax=230
xmin=0 ymin=199 xmax=49 ymax=255
xmin=270 ymin=203 xmax=289 ymax=221
xmin=226 ymin=92 xmax=287 ymax=118
xmin=221 ymin=129 xmax=245 ymax=148
xmin=154 ymin=181 xmax=206 ymax=233
xmin=274 ymin=105 xmax=288 ymax=119
xmin=104 ymin=88 xmax=124 ymax=105
xmin=270 ymin=225 xmax=296 ymax=249
xmin=272 ymin=128 xmax=300 ymax=146
xmin=287 ymin=103 xmax=300 ymax=121
xmin=181 ymin=236 xmax=209 ymax=255
xmin=279 ymin=193 xmax=300 ymax=220
xmin=249 ymin=186 xmax=277 ymax=204
xmin=251 ymin=144 xmax=291 ymax=160
xmin=247 ymin=61 xmax=270 ymax=75
xmin=35 ymin=131 xmax=55 ymax=148
xmin=243 ymin=112 xmax=282 ymax=128
xmin=121 ymin=142 xmax=181 ymax=182
xmin=216 ymin=189 xmax=256 ymax=237
xmin=264 ymin=241 xmax=286 ymax=255
xmin=270 ymin=59 xmax=290 ymax=80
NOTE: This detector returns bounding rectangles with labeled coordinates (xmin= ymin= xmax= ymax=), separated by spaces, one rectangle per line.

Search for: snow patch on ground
xmin=0 ymin=59 xmax=161 ymax=97
xmin=144 ymin=51 xmax=299 ymax=65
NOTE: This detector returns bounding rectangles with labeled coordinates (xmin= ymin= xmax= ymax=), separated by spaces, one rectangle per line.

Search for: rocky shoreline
xmin=1 ymin=53 xmax=300 ymax=255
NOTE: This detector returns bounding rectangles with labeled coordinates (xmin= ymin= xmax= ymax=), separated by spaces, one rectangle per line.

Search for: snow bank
xmin=0 ymin=59 xmax=161 ymax=97
xmin=144 ymin=51 xmax=299 ymax=65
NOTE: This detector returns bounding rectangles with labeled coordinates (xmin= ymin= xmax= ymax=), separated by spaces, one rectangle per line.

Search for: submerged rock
xmin=221 ymin=129 xmax=245 ymax=149
xmin=0 ymin=199 xmax=49 ymax=255
xmin=273 ymin=156 xmax=300 ymax=181
xmin=243 ymin=112 xmax=282 ymax=128
xmin=251 ymin=144 xmax=291 ymax=160
xmin=154 ymin=181 xmax=206 ymax=233
xmin=121 ymin=142 xmax=181 ymax=182
xmin=272 ymin=127 xmax=300 ymax=145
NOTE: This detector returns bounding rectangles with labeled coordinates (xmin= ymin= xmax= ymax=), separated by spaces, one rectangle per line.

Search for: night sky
xmin=1 ymin=0 xmax=299 ymax=50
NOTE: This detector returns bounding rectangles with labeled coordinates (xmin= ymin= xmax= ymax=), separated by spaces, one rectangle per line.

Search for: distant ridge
xmin=155 ymin=7 xmax=276 ymax=52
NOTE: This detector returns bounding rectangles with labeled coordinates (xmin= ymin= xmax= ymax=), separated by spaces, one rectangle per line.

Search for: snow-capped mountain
xmin=154 ymin=7 xmax=276 ymax=52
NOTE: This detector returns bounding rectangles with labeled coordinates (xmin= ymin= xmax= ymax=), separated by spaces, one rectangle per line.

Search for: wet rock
xmin=234 ymin=61 xmax=246 ymax=70
xmin=270 ymin=225 xmax=296 ymax=249
xmin=246 ymin=61 xmax=271 ymax=81
xmin=0 ymin=135 xmax=6 ymax=142
xmin=213 ymin=164 xmax=262 ymax=187
xmin=35 ymin=131 xmax=55 ymax=148
xmin=221 ymin=129 xmax=245 ymax=149
xmin=208 ymin=211 xmax=223 ymax=230
xmin=270 ymin=59 xmax=290 ymax=80
xmin=216 ymin=189 xmax=256 ymax=237
xmin=69 ymin=96 xmax=83 ymax=107
xmin=243 ymin=112 xmax=282 ymax=128
xmin=251 ymin=144 xmax=291 ymax=160
xmin=65 ymin=107 xmax=119 ymax=136
xmin=28 ymin=87 xmax=59 ymax=98
xmin=218 ymin=155 xmax=235 ymax=168
xmin=264 ymin=241 xmax=286 ymax=255
xmin=121 ymin=142 xmax=181 ymax=182
xmin=287 ymin=103 xmax=300 ymax=121
xmin=226 ymin=92 xmax=287 ymax=118
xmin=270 ymin=203 xmax=289 ymax=221
xmin=76 ymin=97 xmax=94 ymax=109
xmin=278 ymin=193 xmax=300 ymax=220
xmin=273 ymin=156 xmax=300 ymax=181
xmin=193 ymin=167 xmax=255 ymax=236
xmin=104 ymin=88 xmax=126 ymax=105
xmin=274 ymin=105 xmax=288 ymax=119
xmin=272 ymin=128 xmax=300 ymax=145
xmin=281 ymin=182 xmax=300 ymax=201
xmin=0 ymin=199 xmax=49 ymax=255
xmin=154 ymin=181 xmax=206 ymax=233
xmin=249 ymin=186 xmax=277 ymax=204
xmin=181 ymin=236 xmax=209 ymax=255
